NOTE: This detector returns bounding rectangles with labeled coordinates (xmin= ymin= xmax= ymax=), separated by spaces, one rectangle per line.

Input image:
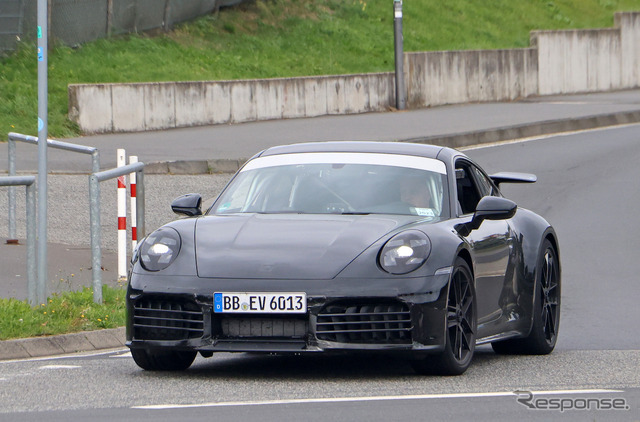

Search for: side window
xmin=470 ymin=165 xmax=494 ymax=197
xmin=455 ymin=161 xmax=482 ymax=215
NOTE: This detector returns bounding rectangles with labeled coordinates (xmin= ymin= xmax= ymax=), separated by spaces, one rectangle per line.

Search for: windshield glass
xmin=210 ymin=153 xmax=449 ymax=218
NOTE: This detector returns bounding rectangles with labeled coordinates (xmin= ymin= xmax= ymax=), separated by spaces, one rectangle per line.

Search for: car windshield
xmin=210 ymin=152 xmax=450 ymax=218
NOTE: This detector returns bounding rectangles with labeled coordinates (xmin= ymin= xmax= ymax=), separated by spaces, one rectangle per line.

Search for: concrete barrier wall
xmin=404 ymin=48 xmax=538 ymax=108
xmin=616 ymin=12 xmax=640 ymax=88
xmin=69 ymin=11 xmax=640 ymax=134
xmin=532 ymin=11 xmax=640 ymax=95
xmin=532 ymin=28 xmax=622 ymax=95
xmin=69 ymin=73 xmax=394 ymax=133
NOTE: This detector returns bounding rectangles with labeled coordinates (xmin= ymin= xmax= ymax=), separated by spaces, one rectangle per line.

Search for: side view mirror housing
xmin=457 ymin=196 xmax=517 ymax=236
xmin=171 ymin=193 xmax=203 ymax=217
xmin=473 ymin=196 xmax=517 ymax=222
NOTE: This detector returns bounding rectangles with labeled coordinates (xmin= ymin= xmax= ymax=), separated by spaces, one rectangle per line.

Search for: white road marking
xmin=38 ymin=365 xmax=82 ymax=370
xmin=109 ymin=352 xmax=132 ymax=358
xmin=459 ymin=122 xmax=640 ymax=151
xmin=541 ymin=101 xmax=594 ymax=105
xmin=0 ymin=348 xmax=128 ymax=364
xmin=132 ymin=389 xmax=624 ymax=410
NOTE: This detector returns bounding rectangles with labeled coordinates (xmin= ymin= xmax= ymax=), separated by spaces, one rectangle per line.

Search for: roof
xmin=258 ymin=141 xmax=449 ymax=160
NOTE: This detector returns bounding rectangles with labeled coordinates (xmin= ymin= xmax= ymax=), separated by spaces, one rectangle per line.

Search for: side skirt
xmin=475 ymin=331 xmax=522 ymax=345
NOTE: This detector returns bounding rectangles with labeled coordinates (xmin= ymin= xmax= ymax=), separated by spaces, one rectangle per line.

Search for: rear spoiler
xmin=489 ymin=172 xmax=537 ymax=187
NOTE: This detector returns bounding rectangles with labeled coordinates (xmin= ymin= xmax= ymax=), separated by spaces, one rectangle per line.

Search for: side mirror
xmin=171 ymin=193 xmax=203 ymax=217
xmin=457 ymin=196 xmax=517 ymax=235
xmin=471 ymin=196 xmax=517 ymax=228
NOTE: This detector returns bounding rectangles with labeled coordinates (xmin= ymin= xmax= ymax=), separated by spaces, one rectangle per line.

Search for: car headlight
xmin=139 ymin=227 xmax=181 ymax=272
xmin=379 ymin=230 xmax=431 ymax=274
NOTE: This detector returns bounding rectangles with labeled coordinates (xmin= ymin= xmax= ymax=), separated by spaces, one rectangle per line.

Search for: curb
xmin=404 ymin=109 xmax=640 ymax=149
xmin=140 ymin=109 xmax=640 ymax=174
xmin=0 ymin=327 xmax=126 ymax=361
xmin=144 ymin=158 xmax=248 ymax=175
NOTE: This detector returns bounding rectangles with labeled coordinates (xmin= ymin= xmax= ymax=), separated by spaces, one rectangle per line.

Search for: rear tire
xmin=131 ymin=348 xmax=197 ymax=371
xmin=412 ymin=257 xmax=477 ymax=375
xmin=492 ymin=239 xmax=560 ymax=355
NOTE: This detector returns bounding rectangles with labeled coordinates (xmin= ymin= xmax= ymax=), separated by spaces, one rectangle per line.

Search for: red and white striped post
xmin=116 ymin=149 xmax=127 ymax=280
xmin=129 ymin=156 xmax=138 ymax=251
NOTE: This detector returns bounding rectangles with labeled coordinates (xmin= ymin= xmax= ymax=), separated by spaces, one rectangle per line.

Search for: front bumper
xmin=126 ymin=274 xmax=450 ymax=355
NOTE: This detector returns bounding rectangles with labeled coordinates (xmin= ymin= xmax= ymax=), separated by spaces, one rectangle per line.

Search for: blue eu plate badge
xmin=214 ymin=293 xmax=223 ymax=313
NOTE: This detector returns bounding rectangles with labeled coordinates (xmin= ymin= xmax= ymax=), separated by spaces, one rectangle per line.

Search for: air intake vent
xmin=133 ymin=298 xmax=204 ymax=341
xmin=316 ymin=302 xmax=412 ymax=344
xmin=219 ymin=317 xmax=308 ymax=339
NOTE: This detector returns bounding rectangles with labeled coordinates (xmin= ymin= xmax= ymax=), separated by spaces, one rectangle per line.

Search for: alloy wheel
xmin=447 ymin=264 xmax=475 ymax=363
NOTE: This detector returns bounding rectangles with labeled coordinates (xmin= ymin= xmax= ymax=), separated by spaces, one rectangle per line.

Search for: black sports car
xmin=126 ymin=141 xmax=560 ymax=375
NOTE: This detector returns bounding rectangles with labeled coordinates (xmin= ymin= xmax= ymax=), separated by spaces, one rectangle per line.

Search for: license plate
xmin=214 ymin=292 xmax=307 ymax=314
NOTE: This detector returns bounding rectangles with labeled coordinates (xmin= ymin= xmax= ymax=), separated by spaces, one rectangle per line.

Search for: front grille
xmin=218 ymin=317 xmax=307 ymax=339
xmin=133 ymin=297 xmax=204 ymax=341
xmin=316 ymin=302 xmax=412 ymax=344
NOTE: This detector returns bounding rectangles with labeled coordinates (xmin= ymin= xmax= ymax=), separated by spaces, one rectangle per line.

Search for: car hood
xmin=195 ymin=213 xmax=411 ymax=279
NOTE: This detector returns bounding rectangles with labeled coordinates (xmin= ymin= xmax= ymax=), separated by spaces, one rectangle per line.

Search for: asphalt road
xmin=1 ymin=125 xmax=639 ymax=421
xmin=0 ymin=350 xmax=637 ymax=422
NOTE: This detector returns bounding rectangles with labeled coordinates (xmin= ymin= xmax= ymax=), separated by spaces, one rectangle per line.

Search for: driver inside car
xmin=400 ymin=176 xmax=435 ymax=217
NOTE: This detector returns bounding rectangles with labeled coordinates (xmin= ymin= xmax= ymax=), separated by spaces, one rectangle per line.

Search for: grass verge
xmin=2 ymin=0 xmax=640 ymax=137
xmin=0 ymin=285 xmax=126 ymax=341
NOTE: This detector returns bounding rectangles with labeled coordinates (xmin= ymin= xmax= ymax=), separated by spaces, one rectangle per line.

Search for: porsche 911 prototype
xmin=126 ymin=141 xmax=560 ymax=375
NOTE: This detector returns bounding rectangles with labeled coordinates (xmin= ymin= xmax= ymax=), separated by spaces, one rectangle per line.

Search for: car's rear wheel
xmin=412 ymin=257 xmax=477 ymax=375
xmin=492 ymin=239 xmax=560 ymax=355
xmin=131 ymin=348 xmax=197 ymax=371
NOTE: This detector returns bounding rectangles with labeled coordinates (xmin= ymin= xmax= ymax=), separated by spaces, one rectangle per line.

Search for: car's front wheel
xmin=492 ymin=238 xmax=560 ymax=355
xmin=131 ymin=348 xmax=197 ymax=371
xmin=412 ymin=257 xmax=477 ymax=375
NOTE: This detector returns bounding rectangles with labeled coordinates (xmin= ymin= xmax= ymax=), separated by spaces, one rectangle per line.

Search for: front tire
xmin=131 ymin=348 xmax=197 ymax=371
xmin=492 ymin=239 xmax=560 ymax=355
xmin=412 ymin=257 xmax=477 ymax=375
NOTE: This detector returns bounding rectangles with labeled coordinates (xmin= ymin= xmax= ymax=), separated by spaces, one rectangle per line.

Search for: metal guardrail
xmin=7 ymin=133 xmax=101 ymax=304
xmin=7 ymin=132 xmax=100 ymax=241
xmin=0 ymin=175 xmax=38 ymax=305
xmin=89 ymin=162 xmax=145 ymax=303
xmin=6 ymin=132 xmax=147 ymax=304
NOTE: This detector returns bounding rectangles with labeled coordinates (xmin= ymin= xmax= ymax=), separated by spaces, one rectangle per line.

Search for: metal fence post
xmin=393 ymin=0 xmax=406 ymax=110
xmin=106 ymin=0 xmax=114 ymax=37
xmin=89 ymin=173 xmax=102 ymax=303
xmin=163 ymin=0 xmax=171 ymax=32
xmin=7 ymin=137 xmax=17 ymax=243
xmin=136 ymin=169 xmax=145 ymax=240
xmin=26 ymin=181 xmax=37 ymax=305
xmin=37 ymin=0 xmax=50 ymax=312
xmin=89 ymin=162 xmax=145 ymax=303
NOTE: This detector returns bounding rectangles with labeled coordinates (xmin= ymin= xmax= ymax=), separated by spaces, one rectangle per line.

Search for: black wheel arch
xmin=514 ymin=210 xmax=560 ymax=337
